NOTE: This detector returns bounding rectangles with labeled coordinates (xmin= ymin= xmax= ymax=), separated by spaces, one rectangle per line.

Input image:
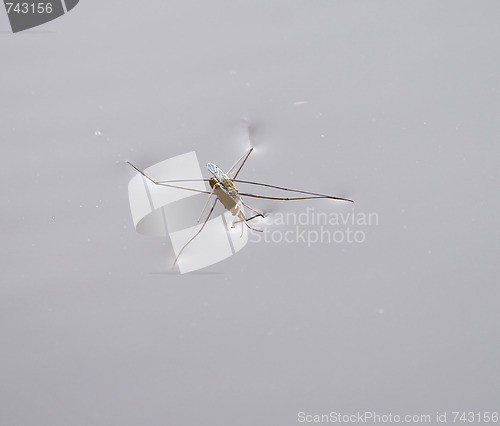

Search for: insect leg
xmin=173 ymin=198 xmax=218 ymax=267
xmin=127 ymin=162 xmax=212 ymax=195
xmin=232 ymin=213 xmax=262 ymax=225
xmin=238 ymin=211 xmax=263 ymax=232
xmin=227 ymin=147 xmax=254 ymax=179
xmin=240 ymin=199 xmax=265 ymax=218
xmin=239 ymin=193 xmax=353 ymax=202
xmin=230 ymin=205 xmax=242 ymax=228
xmin=244 ymin=213 xmax=263 ymax=222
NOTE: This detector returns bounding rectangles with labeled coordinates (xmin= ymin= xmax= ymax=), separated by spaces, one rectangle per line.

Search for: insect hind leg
xmin=240 ymin=199 xmax=265 ymax=219
xmin=232 ymin=212 xmax=263 ymax=232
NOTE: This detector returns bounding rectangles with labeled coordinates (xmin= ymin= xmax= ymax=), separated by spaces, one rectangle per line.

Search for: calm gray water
xmin=1 ymin=1 xmax=499 ymax=425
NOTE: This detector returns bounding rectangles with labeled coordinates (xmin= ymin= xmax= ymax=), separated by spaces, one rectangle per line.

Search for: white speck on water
xmin=377 ymin=308 xmax=385 ymax=314
xmin=94 ymin=130 xmax=103 ymax=136
xmin=293 ymin=101 xmax=309 ymax=105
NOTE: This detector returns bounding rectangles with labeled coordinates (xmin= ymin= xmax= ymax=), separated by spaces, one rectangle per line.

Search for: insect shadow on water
xmin=127 ymin=141 xmax=353 ymax=267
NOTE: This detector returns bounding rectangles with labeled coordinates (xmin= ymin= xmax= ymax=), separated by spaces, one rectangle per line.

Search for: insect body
xmin=207 ymin=162 xmax=238 ymax=199
xmin=127 ymin=146 xmax=353 ymax=268
xmin=206 ymin=161 xmax=264 ymax=232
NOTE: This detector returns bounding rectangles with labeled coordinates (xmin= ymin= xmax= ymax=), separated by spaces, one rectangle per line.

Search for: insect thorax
xmin=219 ymin=176 xmax=237 ymax=194
xmin=209 ymin=177 xmax=241 ymax=214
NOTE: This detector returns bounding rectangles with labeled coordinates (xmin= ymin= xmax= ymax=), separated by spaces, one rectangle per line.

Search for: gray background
xmin=1 ymin=1 xmax=499 ymax=425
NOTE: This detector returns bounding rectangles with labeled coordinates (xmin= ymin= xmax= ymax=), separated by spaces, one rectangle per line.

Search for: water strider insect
xmin=127 ymin=147 xmax=353 ymax=266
